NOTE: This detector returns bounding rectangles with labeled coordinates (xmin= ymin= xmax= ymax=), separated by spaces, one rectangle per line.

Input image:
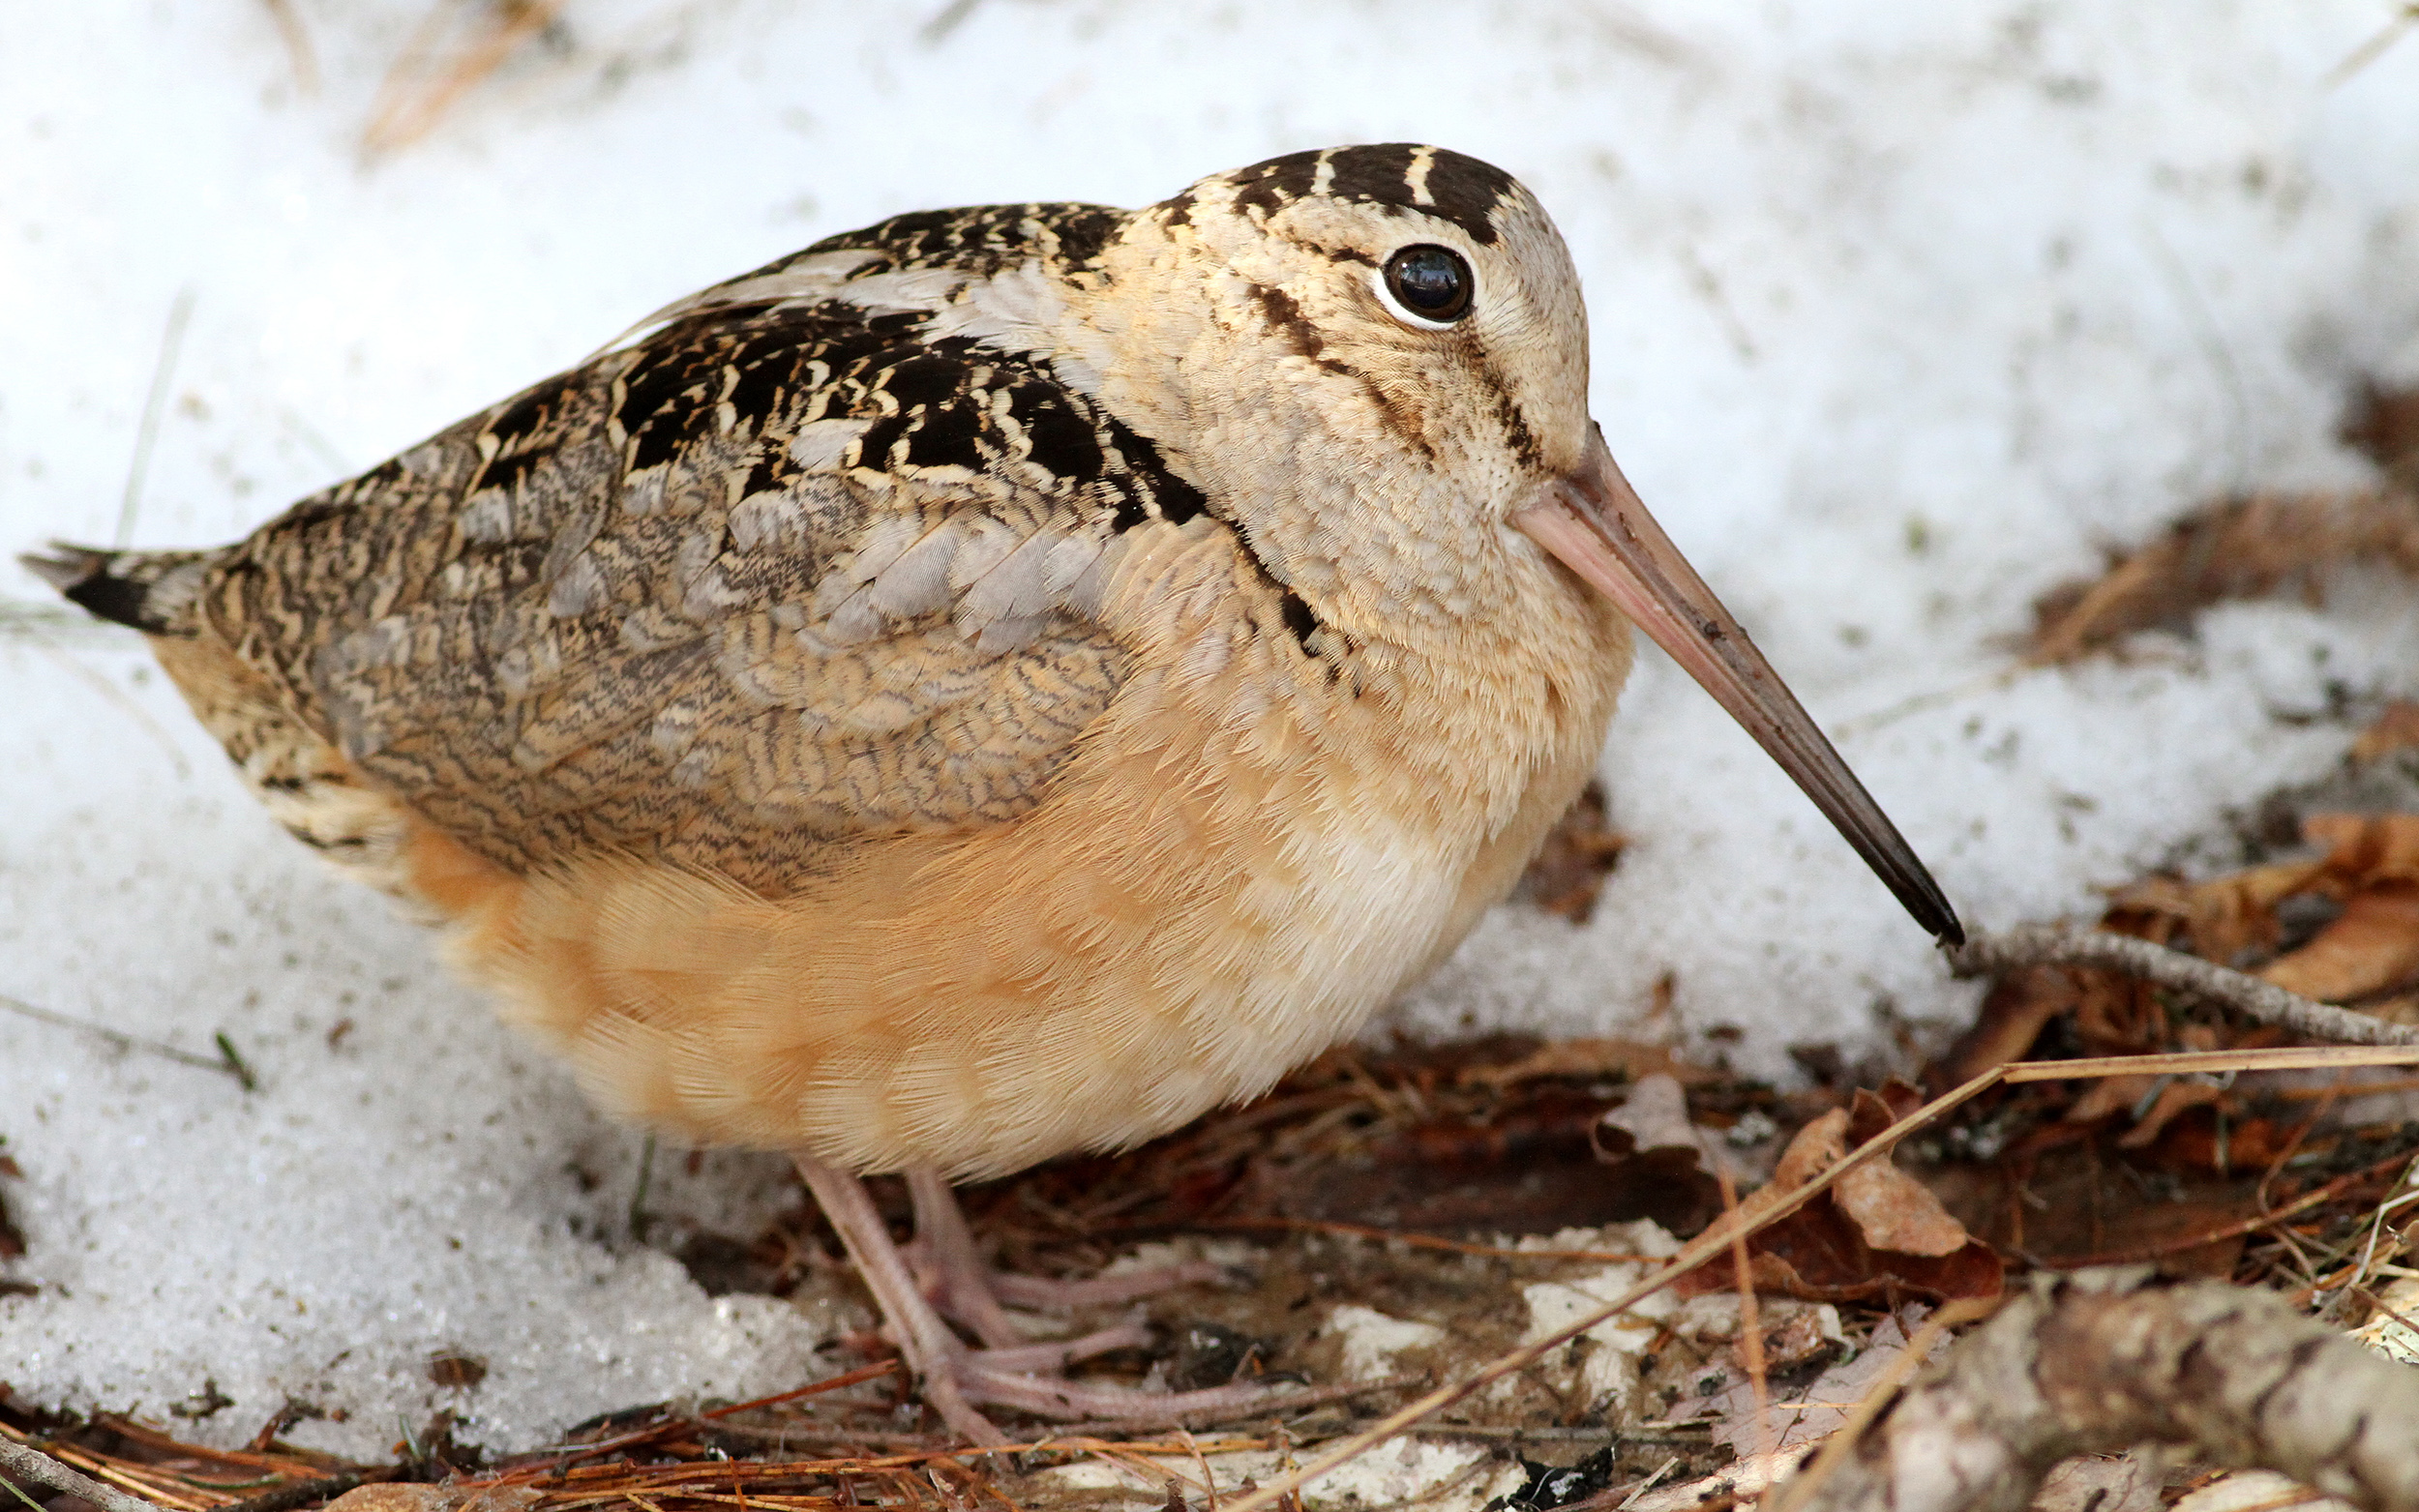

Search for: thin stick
xmin=0 ymin=993 xmax=254 ymax=1085
xmin=0 ymin=1435 xmax=163 ymax=1512
xmin=701 ymin=1361 xmax=904 ymax=1420
xmin=257 ymin=0 xmax=319 ymax=93
xmin=117 ymin=288 xmax=196 ymax=548
xmin=1610 ymin=1455 xmax=1679 ymax=1512
xmin=2001 ymin=1047 xmax=2419 ymax=1080
xmin=1717 ymin=1167 xmax=1773 ymax=1459
xmin=1210 ymin=1065 xmax=2011 ymax=1512
xmin=1949 ymin=925 xmax=2419 ymax=1048
xmin=2323 ymin=2 xmax=2419 ymax=88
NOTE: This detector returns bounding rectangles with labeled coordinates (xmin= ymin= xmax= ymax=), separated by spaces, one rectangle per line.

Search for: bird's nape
xmin=1512 ymin=427 xmax=1963 ymax=945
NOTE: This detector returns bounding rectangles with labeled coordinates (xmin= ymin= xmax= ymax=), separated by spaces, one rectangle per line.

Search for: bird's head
xmin=1095 ymin=144 xmax=1962 ymax=945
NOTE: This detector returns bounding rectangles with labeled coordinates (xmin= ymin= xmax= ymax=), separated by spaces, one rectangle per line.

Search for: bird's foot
xmin=794 ymin=1154 xmax=1284 ymax=1445
xmin=988 ymin=1258 xmax=1227 ymax=1313
xmin=943 ymin=1345 xmax=1286 ymax=1428
xmin=900 ymin=1166 xmax=1225 ymax=1339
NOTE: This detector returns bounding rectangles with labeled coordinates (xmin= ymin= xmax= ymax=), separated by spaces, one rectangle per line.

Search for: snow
xmin=5 ymin=0 xmax=2419 ymax=1457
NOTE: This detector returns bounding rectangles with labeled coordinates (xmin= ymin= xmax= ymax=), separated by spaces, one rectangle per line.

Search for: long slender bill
xmin=1514 ymin=428 xmax=1963 ymax=945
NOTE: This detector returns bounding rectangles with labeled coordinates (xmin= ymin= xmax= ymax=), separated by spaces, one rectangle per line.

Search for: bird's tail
xmin=19 ymin=542 xmax=213 ymax=636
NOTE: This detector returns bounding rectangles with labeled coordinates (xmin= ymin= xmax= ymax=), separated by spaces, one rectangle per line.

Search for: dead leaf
xmin=2026 ymin=489 xmax=2419 ymax=664
xmin=2260 ymin=883 xmax=2419 ymax=1000
xmin=1590 ymin=1073 xmax=1727 ymax=1236
xmin=2304 ymin=812 xmax=2419 ymax=883
xmin=2352 ymin=702 xmax=2419 ymax=763
xmin=2343 ymin=380 xmax=2419 ymax=480
xmin=2063 ymin=1073 xmax=2164 ymax=1126
xmin=1834 ymin=1161 xmax=1972 ymax=1257
xmin=1516 ymin=778 xmax=1628 ymax=924
xmin=1936 ymin=967 xmax=2088 ymax=1085
xmin=1687 ymin=1101 xmax=1999 ymax=1304
xmin=1595 ymin=1073 xmax=1718 ymax=1158
xmin=2105 ymin=860 xmax=2331 ymax=965
xmin=1745 ymin=1305 xmax=1844 ymax=1374
xmin=1771 ymin=1108 xmax=1849 ymax=1190
xmin=2148 ymin=1112 xmax=2293 ymax=1176
xmin=1846 ymin=1081 xmax=1927 ymax=1137
xmin=2113 ymin=1080 xmax=2225 ymax=1149
xmin=1452 ymin=1036 xmax=1702 ymax=1088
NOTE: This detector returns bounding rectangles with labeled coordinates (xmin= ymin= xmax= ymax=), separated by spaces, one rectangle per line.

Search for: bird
xmin=27 ymin=142 xmax=1961 ymax=1443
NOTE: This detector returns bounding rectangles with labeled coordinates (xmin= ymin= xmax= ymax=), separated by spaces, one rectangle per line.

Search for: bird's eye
xmin=1382 ymin=245 xmax=1474 ymax=324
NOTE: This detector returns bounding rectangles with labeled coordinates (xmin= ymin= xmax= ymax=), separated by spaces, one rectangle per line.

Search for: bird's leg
xmin=791 ymin=1153 xmax=1007 ymax=1444
xmin=904 ymin=1166 xmax=1224 ymax=1318
xmin=795 ymin=1156 xmax=1293 ymax=1438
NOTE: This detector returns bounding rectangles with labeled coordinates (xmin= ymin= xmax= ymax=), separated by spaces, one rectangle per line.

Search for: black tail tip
xmin=18 ymin=543 xmax=174 ymax=633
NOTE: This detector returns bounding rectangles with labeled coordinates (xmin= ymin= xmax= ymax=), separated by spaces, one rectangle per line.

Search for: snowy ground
xmin=4 ymin=0 xmax=2418 ymax=1458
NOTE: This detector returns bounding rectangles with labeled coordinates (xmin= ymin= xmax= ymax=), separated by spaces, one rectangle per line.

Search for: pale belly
xmin=407 ymin=640 xmax=1616 ymax=1178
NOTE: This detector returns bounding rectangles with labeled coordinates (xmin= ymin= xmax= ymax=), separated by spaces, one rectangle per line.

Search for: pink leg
xmin=903 ymin=1168 xmax=1226 ymax=1333
xmin=793 ymin=1154 xmax=1005 ymax=1443
xmin=794 ymin=1154 xmax=1290 ymax=1442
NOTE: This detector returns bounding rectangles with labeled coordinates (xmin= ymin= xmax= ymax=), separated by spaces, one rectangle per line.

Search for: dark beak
xmin=1512 ymin=427 xmax=1964 ymax=946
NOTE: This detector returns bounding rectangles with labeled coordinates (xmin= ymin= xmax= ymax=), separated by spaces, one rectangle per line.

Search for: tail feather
xmin=19 ymin=542 xmax=210 ymax=635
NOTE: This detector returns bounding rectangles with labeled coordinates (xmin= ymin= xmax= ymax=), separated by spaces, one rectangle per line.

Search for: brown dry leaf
xmin=2104 ymin=859 xmax=2331 ymax=965
xmin=2113 ymin=1079 xmax=2225 ymax=1150
xmin=2026 ymin=488 xmax=2419 ymax=664
xmin=1834 ymin=1161 xmax=1971 ymax=1257
xmin=2343 ymin=380 xmax=2419 ymax=480
xmin=2352 ymin=701 xmax=2419 ymax=763
xmin=1682 ymin=1209 xmax=2003 ymax=1305
xmin=2063 ymin=1073 xmax=2164 ymax=1126
xmin=1747 ymin=1305 xmax=1845 ymax=1374
xmin=1690 ymin=1099 xmax=1999 ymax=1303
xmin=2148 ymin=1112 xmax=2294 ymax=1175
xmin=2304 ymin=812 xmax=2419 ymax=882
xmin=1590 ymin=1073 xmax=1727 ymax=1236
xmin=1937 ymin=966 xmax=2089 ymax=1084
xmin=2260 ymin=883 xmax=2419 ymax=1000
xmin=1515 ymin=778 xmax=1628 ymax=924
xmin=1451 ymin=1035 xmax=1701 ymax=1088
xmin=1771 ymin=1107 xmax=1849 ymax=1190
xmin=1594 ymin=1073 xmax=1711 ymax=1154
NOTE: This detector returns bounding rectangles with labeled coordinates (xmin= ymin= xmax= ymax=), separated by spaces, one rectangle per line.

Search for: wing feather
xmin=203 ymin=288 xmax=1176 ymax=896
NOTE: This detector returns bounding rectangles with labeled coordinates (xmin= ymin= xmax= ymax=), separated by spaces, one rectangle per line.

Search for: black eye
xmin=1383 ymin=245 xmax=1474 ymax=323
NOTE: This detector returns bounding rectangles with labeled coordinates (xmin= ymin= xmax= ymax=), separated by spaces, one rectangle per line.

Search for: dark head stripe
xmin=1223 ymin=144 xmax=1518 ymax=246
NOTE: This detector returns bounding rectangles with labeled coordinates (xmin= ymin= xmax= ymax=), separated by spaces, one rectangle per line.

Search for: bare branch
xmin=1771 ymin=1267 xmax=2419 ymax=1512
xmin=0 ymin=1436 xmax=164 ymax=1512
xmin=1948 ymin=925 xmax=2419 ymax=1048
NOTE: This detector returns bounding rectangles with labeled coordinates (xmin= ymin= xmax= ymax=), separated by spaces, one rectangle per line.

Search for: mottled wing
xmin=203 ymin=224 xmax=1197 ymax=894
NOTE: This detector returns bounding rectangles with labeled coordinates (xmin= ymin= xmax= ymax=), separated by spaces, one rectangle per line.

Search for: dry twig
xmin=0 ymin=1434 xmax=163 ymax=1512
xmin=1767 ymin=1267 xmax=2419 ymax=1512
xmin=1949 ymin=926 xmax=2419 ymax=1048
xmin=363 ymin=0 xmax=572 ymax=155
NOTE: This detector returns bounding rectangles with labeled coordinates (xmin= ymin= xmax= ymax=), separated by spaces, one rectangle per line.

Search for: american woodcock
xmin=28 ymin=143 xmax=1961 ymax=1442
